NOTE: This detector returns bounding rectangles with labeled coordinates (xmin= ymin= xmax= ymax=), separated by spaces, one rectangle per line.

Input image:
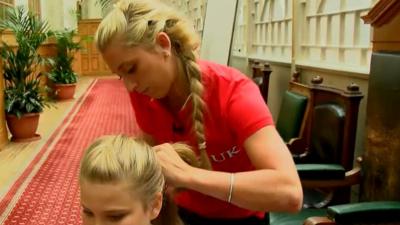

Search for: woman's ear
xmin=149 ymin=192 xmax=163 ymax=220
xmin=155 ymin=32 xmax=172 ymax=56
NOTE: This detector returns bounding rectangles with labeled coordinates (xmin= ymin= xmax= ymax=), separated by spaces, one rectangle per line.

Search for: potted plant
xmin=0 ymin=6 xmax=53 ymax=142
xmin=47 ymin=29 xmax=81 ymax=100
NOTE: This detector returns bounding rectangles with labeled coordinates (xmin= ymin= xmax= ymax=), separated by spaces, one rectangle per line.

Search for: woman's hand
xmin=153 ymin=143 xmax=193 ymax=188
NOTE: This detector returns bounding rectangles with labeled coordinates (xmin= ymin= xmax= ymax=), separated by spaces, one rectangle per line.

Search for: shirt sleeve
xmin=225 ymin=77 xmax=274 ymax=146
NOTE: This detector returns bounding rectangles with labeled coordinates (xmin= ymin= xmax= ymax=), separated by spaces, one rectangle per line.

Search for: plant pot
xmin=53 ymin=83 xmax=77 ymax=100
xmin=6 ymin=113 xmax=41 ymax=142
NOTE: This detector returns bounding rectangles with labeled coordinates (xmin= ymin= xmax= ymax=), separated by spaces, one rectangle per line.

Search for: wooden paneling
xmin=37 ymin=41 xmax=57 ymax=88
xmin=362 ymin=0 xmax=400 ymax=51
xmin=0 ymin=43 xmax=9 ymax=148
xmin=362 ymin=52 xmax=400 ymax=201
xmin=1 ymin=30 xmax=16 ymax=45
xmin=361 ymin=0 xmax=400 ymax=201
xmin=371 ymin=13 xmax=400 ymax=51
xmin=0 ymin=0 xmax=14 ymax=21
xmin=78 ymin=19 xmax=111 ymax=76
xmin=28 ymin=0 xmax=40 ymax=17
xmin=0 ymin=31 xmax=16 ymax=147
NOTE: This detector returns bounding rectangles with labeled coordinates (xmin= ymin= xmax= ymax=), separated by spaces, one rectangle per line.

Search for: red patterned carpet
xmin=0 ymin=79 xmax=139 ymax=224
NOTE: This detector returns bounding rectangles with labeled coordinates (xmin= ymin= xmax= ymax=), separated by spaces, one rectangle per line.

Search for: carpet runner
xmin=0 ymin=79 xmax=139 ymax=224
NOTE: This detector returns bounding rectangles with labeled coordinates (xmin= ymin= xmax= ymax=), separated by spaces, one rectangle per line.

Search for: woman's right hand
xmin=153 ymin=143 xmax=194 ymax=188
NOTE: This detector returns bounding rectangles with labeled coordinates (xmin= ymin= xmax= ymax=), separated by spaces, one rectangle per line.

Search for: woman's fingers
xmin=152 ymin=143 xmax=192 ymax=188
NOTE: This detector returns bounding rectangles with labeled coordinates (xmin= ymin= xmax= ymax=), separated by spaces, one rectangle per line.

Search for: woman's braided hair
xmin=95 ymin=0 xmax=211 ymax=169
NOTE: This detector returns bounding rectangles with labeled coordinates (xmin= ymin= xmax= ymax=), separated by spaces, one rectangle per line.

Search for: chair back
xmin=278 ymin=75 xmax=314 ymax=156
xmin=250 ymin=60 xmax=272 ymax=103
xmin=277 ymin=88 xmax=308 ymax=143
xmin=306 ymin=78 xmax=363 ymax=170
xmin=310 ymin=104 xmax=345 ymax=164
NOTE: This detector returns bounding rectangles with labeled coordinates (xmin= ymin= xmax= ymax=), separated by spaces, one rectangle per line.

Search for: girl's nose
xmin=94 ymin=218 xmax=105 ymax=225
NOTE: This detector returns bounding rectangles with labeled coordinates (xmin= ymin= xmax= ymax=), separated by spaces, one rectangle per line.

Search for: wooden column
xmin=361 ymin=0 xmax=400 ymax=201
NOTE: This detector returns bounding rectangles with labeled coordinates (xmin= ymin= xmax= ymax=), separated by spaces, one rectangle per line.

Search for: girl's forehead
xmin=81 ymin=180 xmax=141 ymax=204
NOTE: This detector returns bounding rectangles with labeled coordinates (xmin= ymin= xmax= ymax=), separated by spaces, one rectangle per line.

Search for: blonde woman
xmin=80 ymin=135 xmax=195 ymax=225
xmin=95 ymin=0 xmax=303 ymax=224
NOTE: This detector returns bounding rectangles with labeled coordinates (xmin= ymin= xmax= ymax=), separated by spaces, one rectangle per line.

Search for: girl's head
xmin=79 ymin=135 xmax=164 ymax=225
xmin=95 ymin=0 xmax=212 ymax=169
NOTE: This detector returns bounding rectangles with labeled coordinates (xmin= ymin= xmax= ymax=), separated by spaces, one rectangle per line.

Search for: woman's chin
xmin=147 ymin=92 xmax=163 ymax=99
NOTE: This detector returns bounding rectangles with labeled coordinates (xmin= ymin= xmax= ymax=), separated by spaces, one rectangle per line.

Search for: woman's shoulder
xmin=198 ymin=60 xmax=252 ymax=86
xmin=198 ymin=60 xmax=260 ymax=109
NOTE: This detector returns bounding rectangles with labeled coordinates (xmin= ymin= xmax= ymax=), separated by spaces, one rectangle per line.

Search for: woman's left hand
xmin=153 ymin=143 xmax=193 ymax=188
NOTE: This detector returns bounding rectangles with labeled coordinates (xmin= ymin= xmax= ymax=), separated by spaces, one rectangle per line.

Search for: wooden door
xmin=78 ymin=19 xmax=111 ymax=76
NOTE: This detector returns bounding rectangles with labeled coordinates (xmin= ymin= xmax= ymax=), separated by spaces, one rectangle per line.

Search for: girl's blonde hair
xmin=80 ymin=135 xmax=198 ymax=225
xmin=95 ymin=0 xmax=211 ymax=169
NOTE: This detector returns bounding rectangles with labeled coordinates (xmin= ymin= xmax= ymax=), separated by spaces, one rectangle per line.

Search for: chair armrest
xmin=287 ymin=137 xmax=308 ymax=155
xmin=327 ymin=201 xmax=400 ymax=224
xmin=300 ymin=165 xmax=361 ymax=188
xmin=297 ymin=164 xmax=345 ymax=180
xmin=304 ymin=201 xmax=400 ymax=225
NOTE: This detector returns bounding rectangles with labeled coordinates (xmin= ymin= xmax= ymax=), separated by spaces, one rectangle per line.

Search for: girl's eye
xmin=108 ymin=214 xmax=125 ymax=221
xmin=82 ymin=209 xmax=94 ymax=217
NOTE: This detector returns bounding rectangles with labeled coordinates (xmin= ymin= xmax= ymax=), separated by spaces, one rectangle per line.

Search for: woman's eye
xmin=127 ymin=66 xmax=136 ymax=74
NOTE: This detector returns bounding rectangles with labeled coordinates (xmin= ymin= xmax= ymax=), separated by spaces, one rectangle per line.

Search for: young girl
xmin=95 ymin=0 xmax=303 ymax=224
xmin=79 ymin=135 xmax=196 ymax=225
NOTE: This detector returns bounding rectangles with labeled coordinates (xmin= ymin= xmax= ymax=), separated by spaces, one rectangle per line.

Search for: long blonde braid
xmin=158 ymin=5 xmax=212 ymax=170
xmin=177 ymin=51 xmax=211 ymax=170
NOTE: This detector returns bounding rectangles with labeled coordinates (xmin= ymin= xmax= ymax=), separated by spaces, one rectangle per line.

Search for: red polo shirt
xmin=129 ymin=60 xmax=274 ymax=219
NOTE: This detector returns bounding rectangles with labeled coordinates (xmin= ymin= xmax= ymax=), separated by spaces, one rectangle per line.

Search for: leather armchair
xmin=304 ymin=201 xmax=400 ymax=225
xmin=269 ymin=159 xmax=362 ymax=225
